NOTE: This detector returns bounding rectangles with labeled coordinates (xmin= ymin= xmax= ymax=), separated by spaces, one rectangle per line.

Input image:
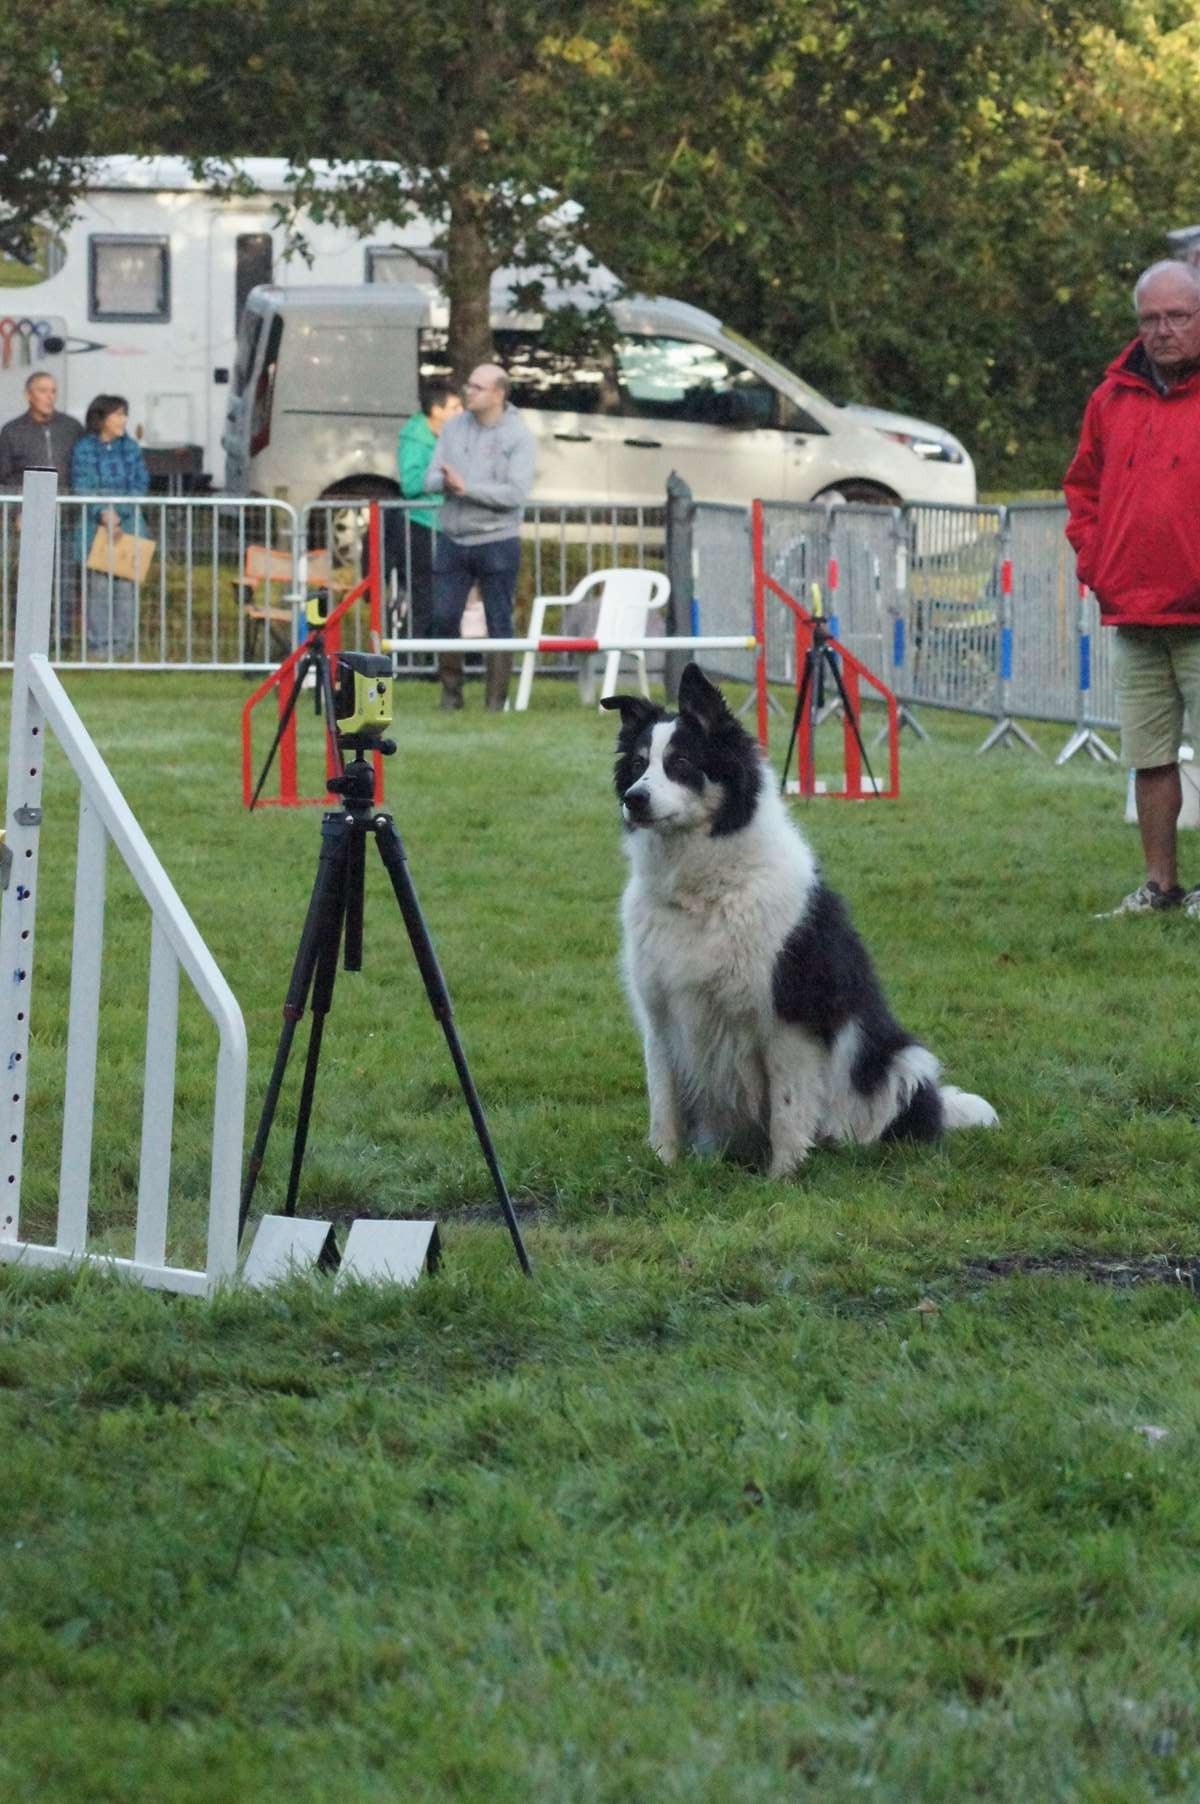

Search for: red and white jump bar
xmin=381 ymin=635 xmax=759 ymax=654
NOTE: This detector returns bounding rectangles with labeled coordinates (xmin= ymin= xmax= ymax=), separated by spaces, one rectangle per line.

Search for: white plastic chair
xmin=514 ymin=567 xmax=671 ymax=711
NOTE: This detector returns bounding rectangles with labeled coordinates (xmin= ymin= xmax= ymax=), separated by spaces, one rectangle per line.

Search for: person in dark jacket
xmin=0 ymin=372 xmax=82 ymax=492
xmin=1065 ymin=259 xmax=1200 ymax=916
xmin=0 ymin=372 xmax=85 ymax=640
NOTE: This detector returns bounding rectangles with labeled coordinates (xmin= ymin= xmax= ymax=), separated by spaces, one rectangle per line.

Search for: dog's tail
xmin=939 ymin=1085 xmax=999 ymax=1131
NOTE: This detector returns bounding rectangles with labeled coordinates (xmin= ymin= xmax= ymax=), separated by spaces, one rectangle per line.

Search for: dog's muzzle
xmin=622 ymin=786 xmax=653 ymax=826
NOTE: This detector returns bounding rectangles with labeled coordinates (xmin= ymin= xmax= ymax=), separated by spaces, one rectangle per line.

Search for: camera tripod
xmin=780 ymin=614 xmax=879 ymax=798
xmin=239 ymin=713 xmax=531 ymax=1276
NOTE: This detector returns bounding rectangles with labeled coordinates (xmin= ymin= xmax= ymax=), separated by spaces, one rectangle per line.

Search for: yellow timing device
xmin=335 ymin=652 xmax=393 ymax=737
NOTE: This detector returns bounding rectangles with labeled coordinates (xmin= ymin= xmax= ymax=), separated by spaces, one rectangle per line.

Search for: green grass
xmin=2 ymin=673 xmax=1200 ymax=1801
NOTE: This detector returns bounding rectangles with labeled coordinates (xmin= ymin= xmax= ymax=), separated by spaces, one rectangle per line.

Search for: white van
xmin=222 ymin=284 xmax=976 ymax=512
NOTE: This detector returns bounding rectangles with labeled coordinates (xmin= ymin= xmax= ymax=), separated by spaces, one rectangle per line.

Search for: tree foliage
xmin=566 ymin=0 xmax=1200 ymax=485
xmin=0 ymin=15 xmax=115 ymax=264
xmin=14 ymin=0 xmax=1200 ymax=481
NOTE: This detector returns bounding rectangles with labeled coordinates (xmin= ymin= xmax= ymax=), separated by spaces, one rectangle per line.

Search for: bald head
xmin=464 ymin=362 xmax=510 ymax=424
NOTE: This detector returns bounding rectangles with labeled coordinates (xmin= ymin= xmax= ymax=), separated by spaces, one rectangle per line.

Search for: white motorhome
xmin=0 ymin=157 xmax=439 ymax=487
xmin=223 ymin=283 xmax=977 ymax=514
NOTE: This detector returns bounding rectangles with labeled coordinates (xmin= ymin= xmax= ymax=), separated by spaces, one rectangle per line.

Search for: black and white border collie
xmin=602 ymin=663 xmax=998 ymax=1176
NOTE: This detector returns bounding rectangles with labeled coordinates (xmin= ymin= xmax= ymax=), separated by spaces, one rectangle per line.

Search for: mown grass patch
xmin=1 ymin=672 xmax=1199 ymax=1801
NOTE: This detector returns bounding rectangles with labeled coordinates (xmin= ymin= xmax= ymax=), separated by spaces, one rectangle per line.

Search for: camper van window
xmin=235 ymin=234 xmax=273 ymax=329
xmin=367 ymin=247 xmax=443 ymax=288
xmin=89 ymin=236 xmax=170 ymax=322
xmin=616 ymin=336 xmax=779 ymax=429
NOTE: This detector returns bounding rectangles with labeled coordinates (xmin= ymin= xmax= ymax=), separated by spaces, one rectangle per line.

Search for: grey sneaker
xmin=1096 ymin=880 xmax=1186 ymax=918
xmin=1184 ymin=888 xmax=1200 ymax=919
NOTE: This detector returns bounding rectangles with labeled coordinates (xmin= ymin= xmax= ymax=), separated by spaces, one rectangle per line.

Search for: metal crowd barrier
xmin=697 ymin=495 xmax=1121 ymax=759
xmin=0 ymin=483 xmax=1124 ymax=762
xmin=0 ymin=493 xmax=299 ymax=671
xmin=690 ymin=503 xmax=756 ymax=685
xmin=299 ymin=496 xmax=667 ymax=678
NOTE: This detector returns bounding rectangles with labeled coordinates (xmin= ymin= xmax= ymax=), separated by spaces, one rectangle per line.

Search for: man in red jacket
xmin=1065 ymin=259 xmax=1200 ymax=915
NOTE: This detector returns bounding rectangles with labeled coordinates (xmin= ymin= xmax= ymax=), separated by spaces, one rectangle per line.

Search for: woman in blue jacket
xmin=71 ymin=394 xmax=150 ymax=659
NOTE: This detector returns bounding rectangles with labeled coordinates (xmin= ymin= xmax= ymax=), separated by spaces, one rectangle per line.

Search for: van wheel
xmin=816 ymin=480 xmax=899 ymax=506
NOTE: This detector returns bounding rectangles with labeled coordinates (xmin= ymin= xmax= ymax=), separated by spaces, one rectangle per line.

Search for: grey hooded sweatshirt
xmin=423 ymin=404 xmax=537 ymax=545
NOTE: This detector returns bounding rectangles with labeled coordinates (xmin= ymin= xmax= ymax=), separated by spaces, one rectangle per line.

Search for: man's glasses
xmin=1137 ymin=308 xmax=1200 ymax=334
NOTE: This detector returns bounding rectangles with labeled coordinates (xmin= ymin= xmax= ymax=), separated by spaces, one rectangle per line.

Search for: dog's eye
xmin=629 ymin=755 xmax=648 ymax=777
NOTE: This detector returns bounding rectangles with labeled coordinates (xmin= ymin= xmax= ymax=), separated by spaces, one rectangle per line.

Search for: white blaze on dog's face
xmin=602 ymin=665 xmax=763 ymax=839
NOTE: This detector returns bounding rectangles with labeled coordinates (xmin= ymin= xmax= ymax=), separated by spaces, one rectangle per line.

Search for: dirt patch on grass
xmin=965 ymin=1254 xmax=1200 ymax=1290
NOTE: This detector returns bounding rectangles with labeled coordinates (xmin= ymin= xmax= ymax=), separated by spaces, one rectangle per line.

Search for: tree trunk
xmin=446 ymin=191 xmax=496 ymax=384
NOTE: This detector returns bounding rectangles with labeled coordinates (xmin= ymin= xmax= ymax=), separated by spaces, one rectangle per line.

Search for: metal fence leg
xmin=977 ymin=531 xmax=1042 ymax=755
xmin=1055 ymin=593 xmax=1117 ymax=764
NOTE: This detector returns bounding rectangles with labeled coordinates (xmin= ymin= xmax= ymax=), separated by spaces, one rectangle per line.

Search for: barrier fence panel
xmin=691 ymin=502 xmax=755 ymax=684
xmin=0 ymin=483 xmax=1130 ymax=747
xmin=827 ymin=504 xmax=902 ymax=689
xmin=757 ymin=502 xmax=832 ymax=690
xmin=1006 ymin=502 xmax=1084 ymax=726
xmin=0 ymin=495 xmax=299 ymax=672
xmin=301 ymin=497 xmax=668 ymax=680
xmin=902 ymin=504 xmax=1005 ymax=717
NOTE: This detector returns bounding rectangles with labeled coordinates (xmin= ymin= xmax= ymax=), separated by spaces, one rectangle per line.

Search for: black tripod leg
xmin=283 ymin=850 xmax=349 ymax=1216
xmin=371 ymin=817 xmax=532 ymax=1276
xmin=822 ymin=646 xmax=880 ymax=794
xmin=250 ymin=643 xmax=319 ymax=811
xmin=780 ymin=654 xmax=814 ymax=793
xmin=238 ymin=816 xmax=349 ymax=1240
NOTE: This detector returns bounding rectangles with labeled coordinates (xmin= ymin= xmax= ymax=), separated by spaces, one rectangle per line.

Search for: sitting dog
xmin=602 ymin=663 xmax=998 ymax=1175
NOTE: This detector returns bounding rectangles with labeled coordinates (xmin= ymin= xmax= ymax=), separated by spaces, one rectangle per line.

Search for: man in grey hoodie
xmin=424 ymin=362 xmax=537 ymax=711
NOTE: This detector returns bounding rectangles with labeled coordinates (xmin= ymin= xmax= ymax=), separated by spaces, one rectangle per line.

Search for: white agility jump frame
xmin=0 ymin=471 xmax=247 ymax=1296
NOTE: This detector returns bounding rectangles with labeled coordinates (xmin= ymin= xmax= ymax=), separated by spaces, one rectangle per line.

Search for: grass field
xmin=3 ymin=671 xmax=1200 ymax=1802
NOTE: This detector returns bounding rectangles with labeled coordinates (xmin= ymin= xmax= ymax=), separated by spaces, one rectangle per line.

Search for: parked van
xmin=222 ymin=284 xmax=977 ymax=513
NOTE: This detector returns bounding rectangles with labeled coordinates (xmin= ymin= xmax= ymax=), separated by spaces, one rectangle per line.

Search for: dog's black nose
xmin=623 ymin=787 xmax=651 ymax=819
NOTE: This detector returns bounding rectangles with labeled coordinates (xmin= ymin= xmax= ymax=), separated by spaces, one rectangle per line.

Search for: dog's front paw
xmin=651 ymin=1136 xmax=680 ymax=1167
xmin=768 ymin=1141 xmax=811 ymax=1179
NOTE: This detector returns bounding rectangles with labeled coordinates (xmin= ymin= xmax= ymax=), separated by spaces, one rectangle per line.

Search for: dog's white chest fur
xmin=620 ymin=792 xmax=817 ymax=1145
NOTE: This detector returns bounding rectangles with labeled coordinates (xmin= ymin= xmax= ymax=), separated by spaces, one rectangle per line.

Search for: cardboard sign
xmin=86 ymin=526 xmax=155 ymax=584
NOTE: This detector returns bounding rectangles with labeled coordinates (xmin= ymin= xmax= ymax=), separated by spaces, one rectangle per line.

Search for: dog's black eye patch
xmin=613 ymin=722 xmax=659 ymax=801
xmin=663 ymin=747 xmax=703 ymax=792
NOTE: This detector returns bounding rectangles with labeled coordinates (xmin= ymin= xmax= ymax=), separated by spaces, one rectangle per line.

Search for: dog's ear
xmin=677 ymin=662 xmax=730 ymax=732
xmin=600 ymin=694 xmax=659 ymax=735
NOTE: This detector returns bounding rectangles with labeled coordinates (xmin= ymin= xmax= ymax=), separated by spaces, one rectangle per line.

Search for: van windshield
xmin=721 ymin=327 xmax=833 ymax=409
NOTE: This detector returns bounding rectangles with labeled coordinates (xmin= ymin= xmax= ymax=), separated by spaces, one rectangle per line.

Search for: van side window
xmin=493 ymin=329 xmax=618 ymax=414
xmin=89 ymin=236 xmax=170 ymax=322
xmin=419 ymin=327 xmax=618 ymax=414
xmin=616 ymin=335 xmax=782 ymax=429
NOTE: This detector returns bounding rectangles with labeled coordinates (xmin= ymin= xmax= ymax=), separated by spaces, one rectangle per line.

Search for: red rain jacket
xmin=1064 ymin=338 xmax=1200 ymax=626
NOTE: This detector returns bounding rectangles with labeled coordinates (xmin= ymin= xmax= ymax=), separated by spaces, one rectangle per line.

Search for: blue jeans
xmin=431 ymin=534 xmax=521 ymax=639
xmin=85 ymin=571 xmax=136 ymax=657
